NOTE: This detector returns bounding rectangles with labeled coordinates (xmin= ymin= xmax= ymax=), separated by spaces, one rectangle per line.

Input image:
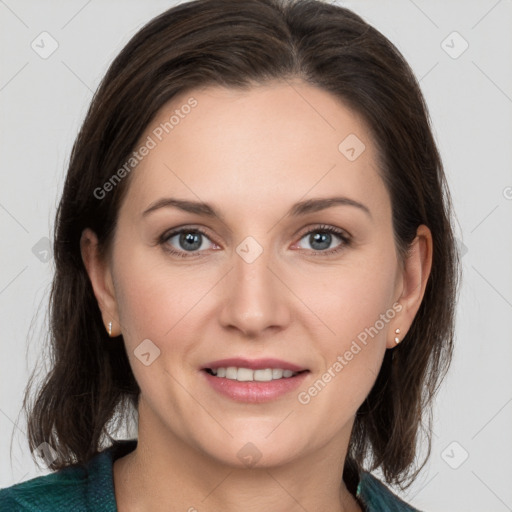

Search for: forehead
xmin=120 ymin=81 xmax=389 ymax=222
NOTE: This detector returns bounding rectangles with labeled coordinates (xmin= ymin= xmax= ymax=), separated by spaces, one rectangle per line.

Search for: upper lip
xmin=202 ymin=358 xmax=307 ymax=372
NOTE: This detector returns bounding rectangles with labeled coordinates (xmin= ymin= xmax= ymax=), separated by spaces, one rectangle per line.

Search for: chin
xmin=199 ymin=432 xmax=309 ymax=470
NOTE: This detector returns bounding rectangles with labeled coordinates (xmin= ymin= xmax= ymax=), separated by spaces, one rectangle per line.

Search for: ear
xmin=387 ymin=224 xmax=433 ymax=349
xmin=80 ymin=228 xmax=121 ymax=337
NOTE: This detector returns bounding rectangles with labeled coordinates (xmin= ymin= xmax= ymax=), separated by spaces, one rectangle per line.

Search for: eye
xmin=159 ymin=224 xmax=351 ymax=259
xmin=294 ymin=224 xmax=351 ymax=256
xmin=159 ymin=227 xmax=217 ymax=258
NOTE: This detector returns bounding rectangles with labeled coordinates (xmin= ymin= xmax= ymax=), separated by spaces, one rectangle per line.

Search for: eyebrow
xmin=142 ymin=196 xmax=372 ymax=221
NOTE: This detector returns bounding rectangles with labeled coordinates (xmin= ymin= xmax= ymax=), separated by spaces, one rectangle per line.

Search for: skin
xmin=81 ymin=80 xmax=432 ymax=512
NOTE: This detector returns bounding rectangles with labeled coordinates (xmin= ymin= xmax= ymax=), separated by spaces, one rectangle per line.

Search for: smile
xmin=201 ymin=358 xmax=310 ymax=403
xmin=205 ymin=367 xmax=301 ymax=381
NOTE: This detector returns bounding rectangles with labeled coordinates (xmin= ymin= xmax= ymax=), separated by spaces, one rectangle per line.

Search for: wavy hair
xmin=21 ymin=0 xmax=460 ymax=492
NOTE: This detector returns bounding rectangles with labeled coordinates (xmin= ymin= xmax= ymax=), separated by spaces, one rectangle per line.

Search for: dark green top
xmin=0 ymin=440 xmax=421 ymax=511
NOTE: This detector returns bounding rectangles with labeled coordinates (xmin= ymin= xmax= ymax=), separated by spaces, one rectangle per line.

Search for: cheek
xmin=293 ymin=250 xmax=397 ymax=343
xmin=112 ymin=243 xmax=221 ymax=363
xmin=295 ymin=271 xmax=395 ymax=426
xmin=295 ymin=247 xmax=397 ymax=400
xmin=111 ymin=249 xmax=205 ymax=403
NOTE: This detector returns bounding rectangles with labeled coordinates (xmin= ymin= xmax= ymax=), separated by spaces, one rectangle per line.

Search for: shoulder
xmin=0 ymin=463 xmax=89 ymax=511
xmin=357 ymin=471 xmax=423 ymax=512
xmin=0 ymin=440 xmax=136 ymax=511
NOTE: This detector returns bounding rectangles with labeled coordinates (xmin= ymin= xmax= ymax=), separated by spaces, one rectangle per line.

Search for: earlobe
xmin=80 ymin=228 xmax=121 ymax=337
xmin=387 ymin=224 xmax=433 ymax=349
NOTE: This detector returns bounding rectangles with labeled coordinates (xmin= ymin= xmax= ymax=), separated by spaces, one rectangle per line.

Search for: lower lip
xmin=202 ymin=370 xmax=309 ymax=403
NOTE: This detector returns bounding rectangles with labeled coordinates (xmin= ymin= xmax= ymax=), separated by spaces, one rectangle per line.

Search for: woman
xmin=0 ymin=0 xmax=460 ymax=510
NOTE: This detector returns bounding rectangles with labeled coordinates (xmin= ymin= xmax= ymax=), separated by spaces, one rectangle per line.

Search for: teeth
xmin=237 ymin=367 xmax=253 ymax=381
xmin=208 ymin=366 xmax=299 ymax=381
xmin=272 ymin=369 xmax=283 ymax=379
xmin=225 ymin=367 xmax=238 ymax=379
xmin=254 ymin=369 xmax=273 ymax=381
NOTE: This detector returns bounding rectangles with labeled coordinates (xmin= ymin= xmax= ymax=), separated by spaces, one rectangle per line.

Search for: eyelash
xmin=158 ymin=224 xmax=351 ymax=259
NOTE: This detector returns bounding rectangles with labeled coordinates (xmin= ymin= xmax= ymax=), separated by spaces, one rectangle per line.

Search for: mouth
xmin=203 ymin=367 xmax=307 ymax=381
xmin=201 ymin=358 xmax=310 ymax=403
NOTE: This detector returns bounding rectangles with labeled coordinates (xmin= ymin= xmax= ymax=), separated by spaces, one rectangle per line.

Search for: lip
xmin=202 ymin=358 xmax=306 ymax=372
xmin=202 ymin=369 xmax=309 ymax=403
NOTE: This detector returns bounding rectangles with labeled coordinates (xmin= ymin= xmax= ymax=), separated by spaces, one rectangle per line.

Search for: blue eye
xmin=161 ymin=228 xmax=214 ymax=257
xmin=159 ymin=224 xmax=351 ymax=258
xmin=295 ymin=225 xmax=351 ymax=256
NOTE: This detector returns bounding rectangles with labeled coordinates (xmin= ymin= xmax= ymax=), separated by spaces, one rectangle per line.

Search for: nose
xmin=218 ymin=243 xmax=291 ymax=338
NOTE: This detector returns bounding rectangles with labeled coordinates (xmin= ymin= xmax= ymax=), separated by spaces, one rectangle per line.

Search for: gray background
xmin=1 ymin=1 xmax=511 ymax=510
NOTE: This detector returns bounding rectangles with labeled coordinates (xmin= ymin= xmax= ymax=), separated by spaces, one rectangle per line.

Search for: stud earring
xmin=108 ymin=321 xmax=112 ymax=337
xmin=394 ymin=328 xmax=401 ymax=344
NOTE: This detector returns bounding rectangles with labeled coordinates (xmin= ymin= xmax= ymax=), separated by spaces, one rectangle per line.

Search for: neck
xmin=113 ymin=402 xmax=362 ymax=512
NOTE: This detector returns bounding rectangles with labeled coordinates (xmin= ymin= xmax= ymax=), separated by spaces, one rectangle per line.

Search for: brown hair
xmin=21 ymin=0 xmax=460 ymax=491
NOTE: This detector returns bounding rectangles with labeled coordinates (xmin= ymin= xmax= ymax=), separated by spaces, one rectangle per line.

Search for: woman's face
xmin=85 ymin=81 xmax=423 ymax=468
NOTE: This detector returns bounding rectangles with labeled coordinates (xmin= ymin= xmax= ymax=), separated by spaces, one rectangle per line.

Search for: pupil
xmin=177 ymin=231 xmax=332 ymax=252
xmin=180 ymin=232 xmax=201 ymax=251
xmin=311 ymin=232 xmax=331 ymax=250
